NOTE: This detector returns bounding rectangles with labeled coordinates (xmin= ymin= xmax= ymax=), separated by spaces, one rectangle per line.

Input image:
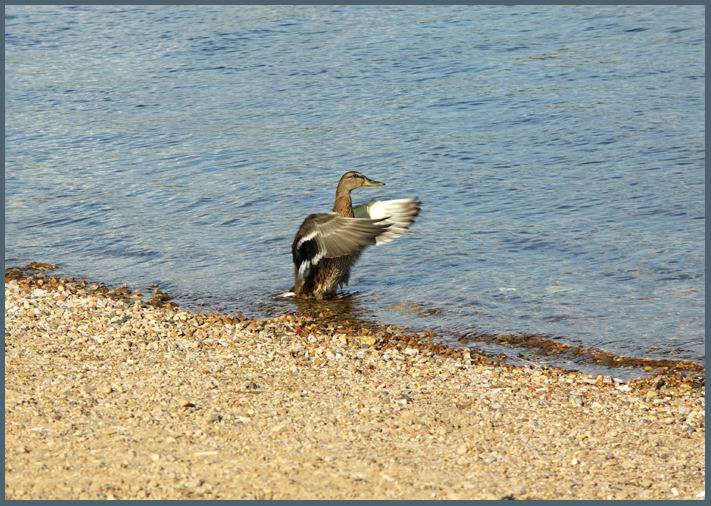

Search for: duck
xmin=287 ymin=171 xmax=421 ymax=299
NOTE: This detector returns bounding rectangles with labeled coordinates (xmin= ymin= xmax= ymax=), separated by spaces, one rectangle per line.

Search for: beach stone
xmin=244 ymin=381 xmax=260 ymax=391
xmin=182 ymin=479 xmax=204 ymax=489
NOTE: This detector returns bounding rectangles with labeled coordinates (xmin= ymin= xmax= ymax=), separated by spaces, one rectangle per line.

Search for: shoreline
xmin=5 ymin=263 xmax=705 ymax=379
xmin=4 ymin=266 xmax=706 ymax=499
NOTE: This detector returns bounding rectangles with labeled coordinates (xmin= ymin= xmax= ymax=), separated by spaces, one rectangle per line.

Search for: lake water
xmin=5 ymin=5 xmax=705 ymax=376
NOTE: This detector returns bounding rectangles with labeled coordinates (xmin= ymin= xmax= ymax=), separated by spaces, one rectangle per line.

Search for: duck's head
xmin=338 ymin=171 xmax=385 ymax=192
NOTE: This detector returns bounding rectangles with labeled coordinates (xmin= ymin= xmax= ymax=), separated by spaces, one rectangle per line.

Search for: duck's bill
xmin=362 ymin=177 xmax=385 ymax=186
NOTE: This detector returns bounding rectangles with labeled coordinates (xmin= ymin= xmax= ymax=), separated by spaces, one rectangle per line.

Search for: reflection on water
xmin=5 ymin=5 xmax=705 ymax=376
xmin=267 ymin=292 xmax=377 ymax=326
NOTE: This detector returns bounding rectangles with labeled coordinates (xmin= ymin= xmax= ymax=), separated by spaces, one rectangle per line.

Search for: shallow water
xmin=5 ymin=5 xmax=705 ymax=376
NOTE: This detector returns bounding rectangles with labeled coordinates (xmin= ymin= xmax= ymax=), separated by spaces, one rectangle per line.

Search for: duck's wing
xmin=353 ymin=197 xmax=421 ymax=245
xmin=292 ymin=213 xmax=390 ymax=280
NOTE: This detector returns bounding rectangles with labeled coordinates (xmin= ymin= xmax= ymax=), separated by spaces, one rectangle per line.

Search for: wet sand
xmin=4 ymin=268 xmax=705 ymax=499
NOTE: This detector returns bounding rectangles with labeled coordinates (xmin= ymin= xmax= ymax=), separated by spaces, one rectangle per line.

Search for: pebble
xmin=570 ymin=397 xmax=584 ymax=408
xmin=243 ymin=381 xmax=260 ymax=392
xmin=182 ymin=479 xmax=204 ymax=489
xmin=270 ymin=423 xmax=287 ymax=434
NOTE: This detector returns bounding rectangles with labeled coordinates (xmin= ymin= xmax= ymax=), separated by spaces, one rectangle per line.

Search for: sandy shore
xmin=4 ymin=268 xmax=705 ymax=500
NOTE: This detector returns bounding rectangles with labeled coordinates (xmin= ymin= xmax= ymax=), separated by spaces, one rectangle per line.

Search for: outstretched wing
xmin=353 ymin=197 xmax=421 ymax=245
xmin=292 ymin=213 xmax=390 ymax=281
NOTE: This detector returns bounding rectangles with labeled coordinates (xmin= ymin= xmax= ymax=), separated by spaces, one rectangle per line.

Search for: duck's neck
xmin=333 ymin=183 xmax=354 ymax=217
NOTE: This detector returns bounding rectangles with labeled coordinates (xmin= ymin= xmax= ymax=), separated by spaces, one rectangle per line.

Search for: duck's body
xmin=290 ymin=171 xmax=420 ymax=299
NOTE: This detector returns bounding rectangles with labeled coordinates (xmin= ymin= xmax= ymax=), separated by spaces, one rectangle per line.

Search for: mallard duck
xmin=287 ymin=171 xmax=421 ymax=299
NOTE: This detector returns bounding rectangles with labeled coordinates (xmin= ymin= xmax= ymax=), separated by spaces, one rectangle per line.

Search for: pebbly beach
xmin=4 ymin=265 xmax=705 ymax=500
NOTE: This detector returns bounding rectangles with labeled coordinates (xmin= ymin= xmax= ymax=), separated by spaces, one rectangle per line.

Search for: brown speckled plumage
xmin=290 ymin=171 xmax=420 ymax=299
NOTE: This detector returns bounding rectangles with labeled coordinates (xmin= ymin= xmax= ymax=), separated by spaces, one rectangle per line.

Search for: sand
xmin=4 ymin=269 xmax=705 ymax=499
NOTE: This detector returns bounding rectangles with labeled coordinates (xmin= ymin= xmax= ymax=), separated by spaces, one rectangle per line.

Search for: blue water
xmin=5 ymin=5 xmax=705 ymax=375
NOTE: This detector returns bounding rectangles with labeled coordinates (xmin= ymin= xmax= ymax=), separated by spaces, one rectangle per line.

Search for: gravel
xmin=4 ymin=272 xmax=706 ymax=500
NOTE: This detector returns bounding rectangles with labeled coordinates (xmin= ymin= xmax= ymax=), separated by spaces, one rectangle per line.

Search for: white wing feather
xmin=362 ymin=198 xmax=421 ymax=245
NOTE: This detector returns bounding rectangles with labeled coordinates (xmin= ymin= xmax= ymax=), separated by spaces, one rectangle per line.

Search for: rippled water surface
xmin=5 ymin=6 xmax=705 ymax=375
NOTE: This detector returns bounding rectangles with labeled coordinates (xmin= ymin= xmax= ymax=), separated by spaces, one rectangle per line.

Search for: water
xmin=5 ymin=5 xmax=705 ymax=376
